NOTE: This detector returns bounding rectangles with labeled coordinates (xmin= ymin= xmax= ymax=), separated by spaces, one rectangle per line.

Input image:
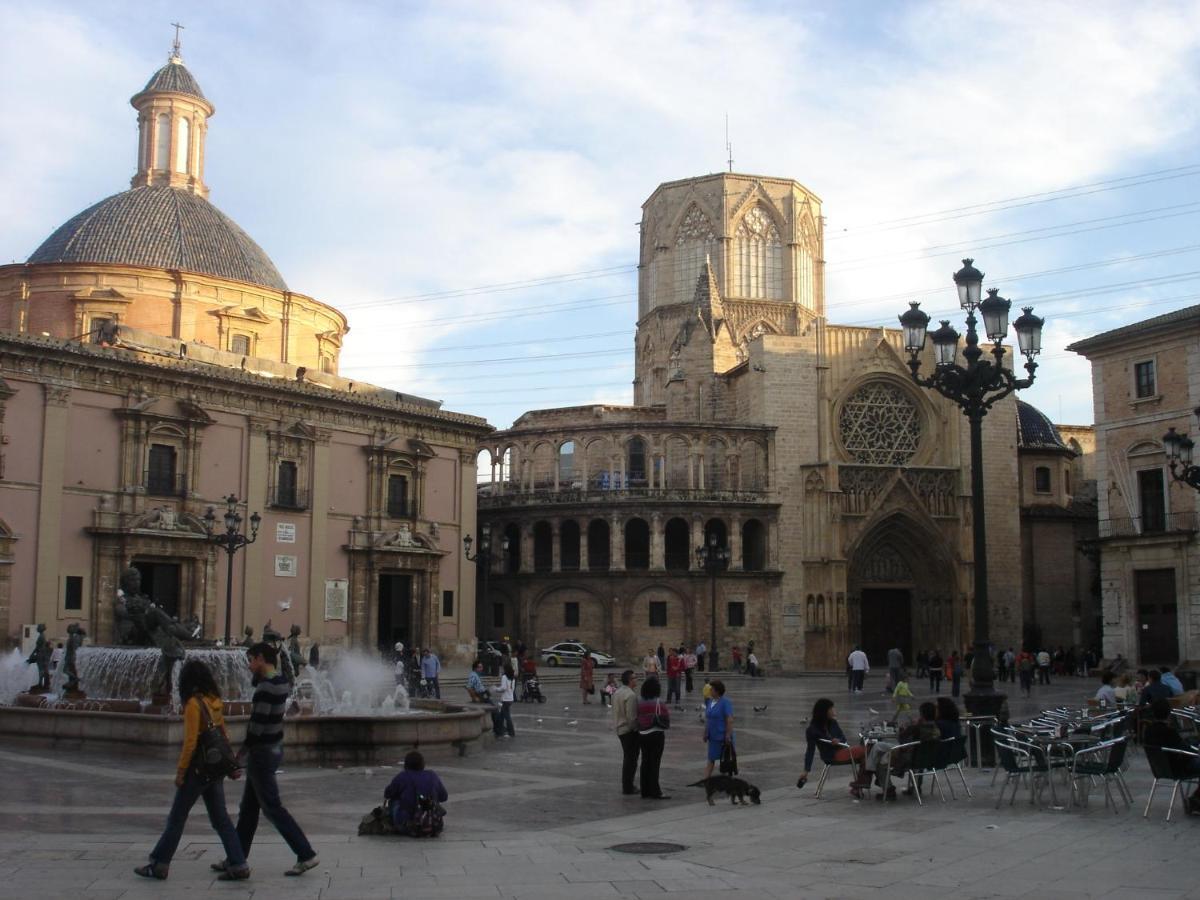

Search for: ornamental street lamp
xmin=464 ymin=531 xmax=509 ymax=653
xmin=898 ymin=259 xmax=1045 ymax=712
xmin=1163 ymin=414 xmax=1200 ymax=491
xmin=203 ymin=495 xmax=261 ymax=646
xmin=695 ymin=532 xmax=730 ymax=672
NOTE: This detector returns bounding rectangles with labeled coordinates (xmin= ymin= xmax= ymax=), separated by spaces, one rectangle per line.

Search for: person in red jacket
xmin=666 ymin=648 xmax=685 ymax=709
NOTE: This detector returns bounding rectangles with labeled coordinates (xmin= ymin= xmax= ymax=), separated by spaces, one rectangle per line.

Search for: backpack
xmin=409 ymin=794 xmax=445 ymax=837
xmin=358 ymin=805 xmax=396 ymax=836
xmin=192 ymin=697 xmax=240 ymax=782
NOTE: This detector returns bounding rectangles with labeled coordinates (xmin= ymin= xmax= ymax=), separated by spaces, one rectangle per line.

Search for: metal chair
xmin=1068 ymin=738 xmax=1129 ymax=812
xmin=936 ymin=735 xmax=973 ymax=798
xmin=813 ymin=738 xmax=859 ymax=799
xmin=993 ymin=737 xmax=1053 ymax=808
xmin=1143 ymin=745 xmax=1200 ymax=821
xmin=904 ymin=739 xmax=945 ymax=806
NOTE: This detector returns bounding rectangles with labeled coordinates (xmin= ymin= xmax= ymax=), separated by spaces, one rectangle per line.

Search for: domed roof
xmin=1016 ymin=399 xmax=1067 ymax=451
xmin=141 ymin=59 xmax=206 ymax=101
xmin=28 ymin=186 xmax=288 ymax=291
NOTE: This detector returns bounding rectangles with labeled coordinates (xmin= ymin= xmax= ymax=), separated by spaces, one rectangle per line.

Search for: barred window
xmin=839 ymin=382 xmax=923 ymax=465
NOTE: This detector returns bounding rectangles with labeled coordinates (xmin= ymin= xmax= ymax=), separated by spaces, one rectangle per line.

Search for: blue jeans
xmin=493 ymin=701 xmax=514 ymax=736
xmin=150 ymin=770 xmax=246 ymax=868
xmin=236 ymin=747 xmax=315 ymax=861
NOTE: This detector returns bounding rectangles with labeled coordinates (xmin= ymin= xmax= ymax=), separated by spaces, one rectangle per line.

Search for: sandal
xmin=134 ymin=863 xmax=168 ymax=880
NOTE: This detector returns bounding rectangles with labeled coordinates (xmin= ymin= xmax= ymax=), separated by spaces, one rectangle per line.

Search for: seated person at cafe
xmin=1160 ymin=666 xmax=1185 ymax=697
xmin=1140 ymin=669 xmax=1173 ymax=705
xmin=860 ymin=701 xmax=941 ymax=800
xmin=1142 ymin=698 xmax=1200 ymax=814
xmin=935 ymin=697 xmax=962 ymax=738
xmin=384 ymin=751 xmax=448 ymax=835
xmin=1094 ymin=671 xmax=1118 ymax=706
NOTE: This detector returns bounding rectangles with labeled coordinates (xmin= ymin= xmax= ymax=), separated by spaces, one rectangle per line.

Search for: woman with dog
xmin=796 ymin=697 xmax=867 ymax=798
xmin=702 ymin=679 xmax=735 ymax=779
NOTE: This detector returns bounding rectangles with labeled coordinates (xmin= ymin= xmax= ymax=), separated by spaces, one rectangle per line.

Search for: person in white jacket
xmin=847 ymin=647 xmax=869 ymax=693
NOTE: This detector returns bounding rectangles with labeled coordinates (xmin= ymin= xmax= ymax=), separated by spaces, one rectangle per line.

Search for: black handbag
xmin=192 ymin=697 xmax=241 ymax=781
xmin=719 ymin=740 xmax=739 ymax=775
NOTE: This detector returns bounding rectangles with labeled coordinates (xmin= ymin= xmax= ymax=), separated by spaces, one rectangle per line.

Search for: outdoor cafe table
xmin=1023 ymin=730 xmax=1101 ymax=810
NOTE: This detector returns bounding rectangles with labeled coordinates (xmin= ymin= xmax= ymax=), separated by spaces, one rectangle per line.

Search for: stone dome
xmin=27 ymin=186 xmax=288 ymax=291
xmin=140 ymin=59 xmax=207 ymax=101
xmin=1016 ymin=399 xmax=1067 ymax=451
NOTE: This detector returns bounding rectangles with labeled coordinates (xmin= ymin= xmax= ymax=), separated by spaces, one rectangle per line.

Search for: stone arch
xmin=741 ymin=518 xmax=767 ymax=571
xmin=587 ymin=518 xmax=610 ymax=571
xmin=625 ymin=435 xmax=650 ymax=487
xmin=532 ymin=520 xmax=553 ymax=572
xmin=740 ymin=439 xmax=768 ymax=490
xmin=624 ymin=517 xmax=650 ymax=570
xmin=583 ymin=436 xmax=612 ymax=490
xmin=531 ymin=585 xmax=609 ymax=651
xmin=560 ymin=519 xmax=581 ymax=571
xmin=845 ymin=509 xmax=959 ymax=670
xmin=664 ymin=517 xmax=691 ymax=571
xmin=531 ymin=442 xmax=556 ymax=490
xmin=703 ymin=436 xmax=729 ymax=490
xmin=663 ymin=434 xmax=692 ymax=489
xmin=626 ymin=583 xmax=692 ymax=657
xmin=703 ymin=517 xmax=728 ymax=550
xmin=557 ymin=439 xmax=579 ymax=489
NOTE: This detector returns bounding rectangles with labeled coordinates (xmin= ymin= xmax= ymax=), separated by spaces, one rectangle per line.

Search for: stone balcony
xmin=478 ymin=486 xmax=774 ymax=511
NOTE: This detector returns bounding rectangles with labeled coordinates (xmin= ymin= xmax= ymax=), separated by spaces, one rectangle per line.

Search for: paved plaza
xmin=0 ymin=673 xmax=1195 ymax=900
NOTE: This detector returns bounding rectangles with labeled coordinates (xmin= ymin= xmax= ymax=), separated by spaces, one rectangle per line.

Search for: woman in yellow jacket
xmin=135 ymin=659 xmax=250 ymax=881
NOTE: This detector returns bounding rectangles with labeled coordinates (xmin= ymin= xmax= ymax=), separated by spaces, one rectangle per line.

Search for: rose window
xmin=838 ymin=382 xmax=922 ymax=465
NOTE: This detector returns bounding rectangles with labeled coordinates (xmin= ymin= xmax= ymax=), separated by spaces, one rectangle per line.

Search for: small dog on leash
xmin=687 ymin=775 xmax=762 ymax=806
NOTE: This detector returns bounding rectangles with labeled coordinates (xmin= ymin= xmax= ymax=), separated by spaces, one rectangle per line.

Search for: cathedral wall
xmin=977 ymin=393 xmax=1024 ymax=649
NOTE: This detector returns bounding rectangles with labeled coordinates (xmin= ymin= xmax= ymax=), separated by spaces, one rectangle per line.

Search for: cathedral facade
xmin=0 ymin=46 xmax=490 ymax=660
xmin=477 ymin=173 xmax=1039 ymax=669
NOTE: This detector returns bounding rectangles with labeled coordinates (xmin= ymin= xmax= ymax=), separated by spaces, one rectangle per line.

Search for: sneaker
xmin=285 ymin=856 xmax=319 ymax=877
xmin=217 ymin=867 xmax=250 ymax=881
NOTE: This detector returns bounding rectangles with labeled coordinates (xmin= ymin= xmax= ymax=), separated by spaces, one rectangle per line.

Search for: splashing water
xmin=0 ymin=649 xmax=35 ymax=706
xmin=300 ymin=650 xmax=411 ymax=715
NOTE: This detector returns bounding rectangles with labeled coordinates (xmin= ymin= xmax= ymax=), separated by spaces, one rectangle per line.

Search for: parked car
xmin=540 ymin=641 xmax=616 ymax=667
xmin=477 ymin=640 xmax=505 ymax=660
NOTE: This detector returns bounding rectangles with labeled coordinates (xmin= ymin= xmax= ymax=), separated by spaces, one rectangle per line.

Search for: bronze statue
xmin=262 ymin=621 xmax=295 ymax=685
xmin=114 ymin=567 xmax=152 ymax=645
xmin=26 ymin=623 xmax=52 ymax=691
xmin=287 ymin=624 xmax=305 ymax=675
xmin=63 ymin=622 xmax=87 ymax=694
xmin=143 ymin=602 xmax=191 ymax=697
xmin=241 ymin=625 xmax=255 ymax=647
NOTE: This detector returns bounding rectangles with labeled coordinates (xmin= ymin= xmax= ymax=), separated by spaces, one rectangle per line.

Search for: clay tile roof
xmin=28 ymin=186 xmax=288 ymax=291
xmin=1016 ymin=399 xmax=1067 ymax=451
xmin=142 ymin=60 xmax=206 ymax=101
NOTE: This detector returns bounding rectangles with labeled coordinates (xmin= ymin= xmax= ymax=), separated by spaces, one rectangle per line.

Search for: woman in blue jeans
xmin=493 ymin=663 xmax=516 ymax=738
xmin=135 ymin=660 xmax=249 ymax=881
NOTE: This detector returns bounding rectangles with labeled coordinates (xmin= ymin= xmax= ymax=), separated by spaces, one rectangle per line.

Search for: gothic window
xmin=733 ymin=206 xmax=783 ymax=299
xmin=674 ymin=205 xmax=717 ymax=304
xmin=838 ymin=382 xmax=923 ymax=465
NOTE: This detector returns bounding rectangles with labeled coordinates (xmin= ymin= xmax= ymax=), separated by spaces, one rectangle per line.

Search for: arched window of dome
xmin=175 ymin=117 xmax=190 ymax=173
xmin=154 ymin=113 xmax=171 ymax=170
xmin=673 ymin=204 xmax=717 ymax=305
xmin=319 ymin=355 xmax=334 ymax=374
xmin=1034 ymin=465 xmax=1052 ymax=494
xmin=733 ymin=206 xmax=783 ymax=299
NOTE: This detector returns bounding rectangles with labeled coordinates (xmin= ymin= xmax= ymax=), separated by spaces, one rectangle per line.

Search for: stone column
xmin=691 ymin=515 xmax=704 ymax=571
xmin=551 ymin=520 xmax=562 ymax=572
xmin=650 ymin=512 xmax=665 ymax=570
xmin=729 ymin=515 xmax=742 ymax=571
xmin=307 ymin=431 xmax=332 ymax=639
xmin=521 ymin=524 xmax=533 ymax=575
xmin=34 ymin=384 xmax=70 ymax=630
xmin=579 ymin=523 xmax=590 ymax=572
xmin=687 ymin=452 xmax=695 ymax=490
xmin=611 ymin=514 xmax=625 ymax=571
xmin=242 ymin=419 xmax=270 ymax=638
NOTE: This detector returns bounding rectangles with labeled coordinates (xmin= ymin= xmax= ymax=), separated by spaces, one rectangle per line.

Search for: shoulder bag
xmin=192 ymin=697 xmax=241 ymax=782
xmin=651 ymin=700 xmax=670 ymax=730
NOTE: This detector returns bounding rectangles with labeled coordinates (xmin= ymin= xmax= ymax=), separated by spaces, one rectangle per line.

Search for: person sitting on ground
xmin=1142 ymin=698 xmax=1200 ymax=815
xmin=1140 ymin=669 xmax=1173 ymax=706
xmin=1160 ymin=666 xmax=1185 ymax=697
xmin=797 ymin=698 xmax=868 ymax=798
xmin=384 ymin=750 xmax=448 ymax=836
xmin=935 ymin=697 xmax=962 ymax=739
xmin=465 ymin=661 xmax=491 ymax=703
xmin=1094 ymin=671 xmax=1118 ymax=707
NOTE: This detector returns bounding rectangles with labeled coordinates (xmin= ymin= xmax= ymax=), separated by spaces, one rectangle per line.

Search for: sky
xmin=2 ymin=0 xmax=1199 ymax=432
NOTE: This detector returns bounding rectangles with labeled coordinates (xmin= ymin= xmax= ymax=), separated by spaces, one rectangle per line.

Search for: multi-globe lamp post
xmin=1163 ymin=417 xmax=1200 ymax=491
xmin=464 ymin=531 xmax=509 ymax=659
xmin=897 ymin=259 xmax=1044 ymax=712
xmin=695 ymin=532 xmax=730 ymax=672
xmin=203 ymin=494 xmax=261 ymax=646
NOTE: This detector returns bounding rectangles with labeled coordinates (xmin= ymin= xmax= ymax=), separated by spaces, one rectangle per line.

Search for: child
xmin=892 ymin=671 xmax=913 ymax=722
xmin=601 ymin=673 xmax=618 ymax=707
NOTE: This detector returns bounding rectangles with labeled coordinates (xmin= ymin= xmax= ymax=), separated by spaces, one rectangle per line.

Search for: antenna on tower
xmin=725 ymin=114 xmax=734 ymax=172
xmin=170 ymin=22 xmax=185 ymax=61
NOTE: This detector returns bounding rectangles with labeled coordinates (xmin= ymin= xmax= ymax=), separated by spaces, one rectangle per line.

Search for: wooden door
xmin=1135 ymin=568 xmax=1178 ymax=663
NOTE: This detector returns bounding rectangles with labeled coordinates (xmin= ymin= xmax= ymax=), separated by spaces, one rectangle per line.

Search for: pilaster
xmin=34 ymin=383 xmax=70 ymax=628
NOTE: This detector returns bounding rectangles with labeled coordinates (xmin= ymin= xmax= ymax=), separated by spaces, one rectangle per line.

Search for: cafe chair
xmin=813 ymin=738 xmax=859 ymax=799
xmin=1143 ymin=745 xmax=1200 ymax=822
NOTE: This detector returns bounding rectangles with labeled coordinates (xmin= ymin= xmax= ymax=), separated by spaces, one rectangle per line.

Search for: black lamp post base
xmin=962 ymin=687 xmax=1007 ymax=718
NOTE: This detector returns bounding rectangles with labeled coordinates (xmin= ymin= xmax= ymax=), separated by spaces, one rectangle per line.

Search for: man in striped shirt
xmin=215 ymin=642 xmax=319 ymax=878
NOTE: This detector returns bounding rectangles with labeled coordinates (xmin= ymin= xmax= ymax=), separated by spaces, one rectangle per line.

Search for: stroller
xmin=519 ymin=658 xmax=546 ymax=703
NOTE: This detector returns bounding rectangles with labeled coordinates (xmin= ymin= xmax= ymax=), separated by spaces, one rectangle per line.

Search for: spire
xmin=170 ymin=22 xmax=184 ymax=63
xmin=693 ymin=253 xmax=725 ymax=341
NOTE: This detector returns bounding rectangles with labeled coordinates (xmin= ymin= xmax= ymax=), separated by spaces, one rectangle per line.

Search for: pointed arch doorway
xmin=848 ymin=512 xmax=959 ymax=669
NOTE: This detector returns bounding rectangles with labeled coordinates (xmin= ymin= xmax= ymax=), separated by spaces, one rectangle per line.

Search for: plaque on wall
xmin=325 ymin=578 xmax=348 ymax=621
xmin=276 ymin=522 xmax=296 ymax=543
xmin=274 ymin=554 xmax=297 ymax=577
xmin=783 ymin=602 xmax=804 ymax=632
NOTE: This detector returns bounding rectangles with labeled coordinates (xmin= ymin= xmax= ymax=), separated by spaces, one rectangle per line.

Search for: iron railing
xmin=478 ymin=486 xmax=769 ymax=509
xmin=1098 ymin=512 xmax=1197 ymax=538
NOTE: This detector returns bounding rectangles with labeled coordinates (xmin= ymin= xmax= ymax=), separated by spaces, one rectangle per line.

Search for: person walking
xmin=886 ymin=646 xmax=904 ymax=692
xmin=927 ymin=650 xmax=944 ymax=694
xmin=420 ymin=648 xmax=442 ymax=698
xmin=1036 ymin=648 xmax=1052 ymax=686
xmin=642 ymin=648 xmax=661 ymax=681
xmin=135 ymin=660 xmax=249 ymax=882
xmin=948 ymin=651 xmax=962 ymax=697
xmin=579 ymin=651 xmax=595 ymax=704
xmin=1016 ymin=649 xmax=1035 ymax=697
xmin=695 ymin=640 xmax=707 ymax=672
xmin=702 ymin=679 xmax=734 ymax=780
xmin=217 ymin=643 xmax=318 ymax=878
xmin=636 ymin=676 xmax=670 ymax=799
xmin=683 ymin=646 xmax=697 ymax=694
xmin=613 ymin=670 xmax=640 ymax=795
xmin=846 ymin=646 xmax=869 ymax=693
xmin=494 ymin=663 xmax=516 ymax=738
xmin=666 ymin=647 xmax=683 ymax=708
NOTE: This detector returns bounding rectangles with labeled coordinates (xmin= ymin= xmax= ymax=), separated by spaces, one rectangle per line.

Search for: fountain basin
xmin=0 ymin=700 xmax=493 ymax=765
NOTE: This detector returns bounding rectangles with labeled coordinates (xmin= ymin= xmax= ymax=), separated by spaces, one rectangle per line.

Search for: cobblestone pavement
xmin=1 ymin=674 xmax=1195 ymax=899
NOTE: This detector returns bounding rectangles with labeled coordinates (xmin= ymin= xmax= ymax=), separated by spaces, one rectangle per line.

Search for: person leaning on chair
xmin=1142 ymin=698 xmax=1200 ymax=815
